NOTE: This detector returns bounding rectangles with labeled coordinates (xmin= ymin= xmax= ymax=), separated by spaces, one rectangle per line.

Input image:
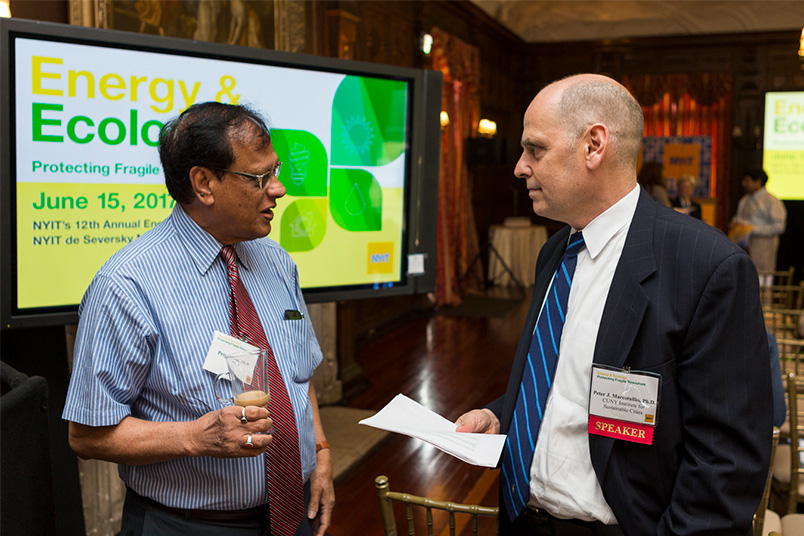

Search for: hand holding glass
xmin=214 ymin=349 xmax=271 ymax=407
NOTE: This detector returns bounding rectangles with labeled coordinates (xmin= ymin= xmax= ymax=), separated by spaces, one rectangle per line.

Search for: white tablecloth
xmin=487 ymin=224 xmax=548 ymax=287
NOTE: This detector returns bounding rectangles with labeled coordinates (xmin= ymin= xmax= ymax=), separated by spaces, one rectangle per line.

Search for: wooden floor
xmin=328 ymin=289 xmax=530 ymax=536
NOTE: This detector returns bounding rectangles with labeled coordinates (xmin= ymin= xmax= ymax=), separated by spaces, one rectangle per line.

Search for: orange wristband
xmin=315 ymin=441 xmax=330 ymax=453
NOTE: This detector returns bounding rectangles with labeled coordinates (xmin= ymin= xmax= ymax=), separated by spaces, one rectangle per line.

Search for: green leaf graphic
xmin=271 ymin=129 xmax=328 ymax=197
xmin=329 ymin=169 xmax=382 ymax=231
xmin=331 ymin=76 xmax=407 ymax=166
xmin=280 ymin=198 xmax=327 ymax=252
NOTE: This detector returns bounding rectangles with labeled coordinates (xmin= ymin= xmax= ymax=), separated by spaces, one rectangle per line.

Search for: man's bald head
xmin=552 ymin=74 xmax=644 ymax=173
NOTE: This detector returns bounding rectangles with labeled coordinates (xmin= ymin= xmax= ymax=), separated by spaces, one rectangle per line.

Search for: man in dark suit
xmin=456 ymin=74 xmax=771 ymax=535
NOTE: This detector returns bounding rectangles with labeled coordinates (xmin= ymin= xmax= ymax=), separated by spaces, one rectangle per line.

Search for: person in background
xmin=636 ymin=161 xmax=671 ymax=207
xmin=62 ymin=102 xmax=334 ymax=536
xmin=670 ymin=174 xmax=702 ymax=220
xmin=729 ymin=168 xmax=787 ymax=278
xmin=456 ymin=74 xmax=770 ymax=535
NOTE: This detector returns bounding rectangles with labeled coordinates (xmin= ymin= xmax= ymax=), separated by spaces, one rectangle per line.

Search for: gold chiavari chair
xmin=761 ymin=282 xmax=804 ymax=312
xmin=772 ymin=373 xmax=804 ymax=515
xmin=375 ymin=475 xmax=499 ymax=536
xmin=777 ymin=340 xmax=804 ymax=378
xmin=754 ymin=427 xmax=780 ymax=536
xmin=759 ymin=267 xmax=796 ymax=288
xmin=765 ymin=310 xmax=803 ymax=341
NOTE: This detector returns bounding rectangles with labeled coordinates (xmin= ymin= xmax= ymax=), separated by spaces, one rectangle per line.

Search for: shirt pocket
xmin=272 ymin=317 xmax=318 ymax=384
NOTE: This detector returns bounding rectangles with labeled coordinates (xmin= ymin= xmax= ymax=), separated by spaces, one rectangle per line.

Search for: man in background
xmin=730 ymin=168 xmax=787 ymax=279
xmin=457 ymin=74 xmax=771 ymax=535
xmin=63 ymin=102 xmax=334 ymax=536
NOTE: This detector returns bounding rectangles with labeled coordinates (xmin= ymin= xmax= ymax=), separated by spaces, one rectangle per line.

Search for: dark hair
xmin=158 ymin=102 xmax=271 ymax=203
xmin=637 ymin=161 xmax=665 ymax=188
xmin=744 ymin=168 xmax=769 ymax=187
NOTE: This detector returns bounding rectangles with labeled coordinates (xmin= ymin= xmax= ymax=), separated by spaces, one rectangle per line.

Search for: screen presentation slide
xmin=14 ymin=38 xmax=409 ymax=309
xmin=764 ymin=91 xmax=804 ymax=200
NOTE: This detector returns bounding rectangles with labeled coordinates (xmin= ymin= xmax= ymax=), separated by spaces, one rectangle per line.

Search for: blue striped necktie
xmin=501 ymin=232 xmax=585 ymax=521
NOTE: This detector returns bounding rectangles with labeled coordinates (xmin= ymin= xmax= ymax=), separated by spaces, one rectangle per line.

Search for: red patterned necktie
xmin=221 ymin=245 xmax=304 ymax=536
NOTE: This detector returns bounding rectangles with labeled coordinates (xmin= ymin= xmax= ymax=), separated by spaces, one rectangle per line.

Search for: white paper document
xmin=359 ymin=393 xmax=506 ymax=468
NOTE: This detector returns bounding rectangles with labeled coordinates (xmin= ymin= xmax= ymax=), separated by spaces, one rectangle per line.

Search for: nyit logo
xmin=367 ymin=242 xmax=393 ymax=274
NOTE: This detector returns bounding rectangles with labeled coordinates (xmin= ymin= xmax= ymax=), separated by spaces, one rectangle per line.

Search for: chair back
xmin=754 ymin=427 xmax=780 ymax=536
xmin=777 ymin=340 xmax=804 ymax=377
xmin=761 ymin=282 xmax=804 ymax=311
xmin=786 ymin=372 xmax=804 ymax=514
xmin=375 ymin=475 xmax=499 ymax=536
xmin=765 ymin=309 xmax=804 ymax=341
xmin=759 ymin=267 xmax=796 ymax=288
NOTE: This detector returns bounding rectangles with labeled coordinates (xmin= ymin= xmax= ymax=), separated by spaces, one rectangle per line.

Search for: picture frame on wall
xmin=87 ymin=0 xmax=275 ymax=47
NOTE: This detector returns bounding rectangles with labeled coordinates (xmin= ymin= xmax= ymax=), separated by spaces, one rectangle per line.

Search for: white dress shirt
xmin=527 ymin=184 xmax=640 ymax=523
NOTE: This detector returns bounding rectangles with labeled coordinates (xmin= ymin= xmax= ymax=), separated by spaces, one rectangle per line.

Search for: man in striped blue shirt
xmin=63 ymin=102 xmax=334 ymax=536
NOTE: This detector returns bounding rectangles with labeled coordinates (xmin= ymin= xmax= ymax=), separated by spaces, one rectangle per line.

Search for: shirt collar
xmin=571 ymin=184 xmax=639 ymax=260
xmin=170 ymin=204 xmax=253 ymax=275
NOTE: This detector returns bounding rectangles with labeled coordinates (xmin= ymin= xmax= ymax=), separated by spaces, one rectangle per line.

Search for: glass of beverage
xmin=213 ymin=349 xmax=271 ymax=408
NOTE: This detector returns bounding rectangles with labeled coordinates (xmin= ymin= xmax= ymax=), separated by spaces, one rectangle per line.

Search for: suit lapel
xmin=594 ymin=191 xmax=656 ymax=368
xmin=590 ymin=191 xmax=657 ymax=479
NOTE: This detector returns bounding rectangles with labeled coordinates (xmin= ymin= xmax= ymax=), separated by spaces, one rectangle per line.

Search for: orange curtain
xmin=431 ymin=28 xmax=482 ymax=306
xmin=623 ymin=73 xmax=732 ymax=228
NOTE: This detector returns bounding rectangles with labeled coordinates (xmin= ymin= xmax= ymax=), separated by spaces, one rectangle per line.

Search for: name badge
xmin=587 ymin=365 xmax=661 ymax=445
xmin=202 ymin=330 xmax=260 ymax=380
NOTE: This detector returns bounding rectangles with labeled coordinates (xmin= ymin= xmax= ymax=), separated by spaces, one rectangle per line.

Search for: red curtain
xmin=623 ymin=73 xmax=732 ymax=228
xmin=431 ymin=28 xmax=482 ymax=306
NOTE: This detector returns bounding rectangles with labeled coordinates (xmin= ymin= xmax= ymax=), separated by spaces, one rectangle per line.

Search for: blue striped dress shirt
xmin=62 ymin=204 xmax=323 ymax=510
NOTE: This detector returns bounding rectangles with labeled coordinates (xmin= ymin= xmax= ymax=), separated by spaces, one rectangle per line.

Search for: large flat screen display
xmin=763 ymin=91 xmax=804 ymax=200
xmin=1 ymin=19 xmax=441 ymax=329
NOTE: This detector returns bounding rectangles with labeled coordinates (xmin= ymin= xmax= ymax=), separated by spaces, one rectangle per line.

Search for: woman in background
xmin=671 ymin=174 xmax=702 ymax=219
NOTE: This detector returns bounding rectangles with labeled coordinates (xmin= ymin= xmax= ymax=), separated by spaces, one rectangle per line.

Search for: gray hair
xmin=557 ymin=78 xmax=644 ymax=170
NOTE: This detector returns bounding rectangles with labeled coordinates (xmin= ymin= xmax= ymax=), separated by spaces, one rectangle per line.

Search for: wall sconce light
xmin=477 ymin=118 xmax=497 ymax=138
xmin=799 ymin=28 xmax=804 ymax=60
xmin=440 ymin=111 xmax=449 ymax=128
xmin=421 ymin=33 xmax=433 ymax=56
xmin=0 ymin=0 xmax=11 ymax=18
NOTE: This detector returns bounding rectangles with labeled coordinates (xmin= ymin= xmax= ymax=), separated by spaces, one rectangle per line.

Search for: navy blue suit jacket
xmin=490 ymin=190 xmax=772 ymax=535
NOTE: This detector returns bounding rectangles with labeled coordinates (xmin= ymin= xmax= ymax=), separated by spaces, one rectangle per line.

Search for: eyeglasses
xmin=212 ymin=162 xmax=282 ymax=190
